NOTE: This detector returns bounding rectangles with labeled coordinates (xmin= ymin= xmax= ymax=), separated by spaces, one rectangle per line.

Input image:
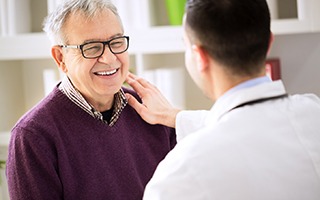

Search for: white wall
xmin=0 ymin=61 xmax=25 ymax=132
xmin=0 ymin=59 xmax=58 ymax=132
xmin=21 ymin=59 xmax=58 ymax=110
xmin=269 ymin=32 xmax=320 ymax=96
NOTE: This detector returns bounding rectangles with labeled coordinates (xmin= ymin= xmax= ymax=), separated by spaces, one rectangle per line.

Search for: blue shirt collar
xmin=218 ymin=76 xmax=272 ymax=103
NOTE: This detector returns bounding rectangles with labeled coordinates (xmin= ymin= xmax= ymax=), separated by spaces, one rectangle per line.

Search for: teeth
xmin=95 ymin=69 xmax=117 ymax=76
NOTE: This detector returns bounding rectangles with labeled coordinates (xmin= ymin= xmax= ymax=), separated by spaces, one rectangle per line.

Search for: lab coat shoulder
xmin=175 ymin=110 xmax=210 ymax=142
xmin=143 ymin=123 xmax=235 ymax=200
xmin=291 ymin=93 xmax=320 ymax=106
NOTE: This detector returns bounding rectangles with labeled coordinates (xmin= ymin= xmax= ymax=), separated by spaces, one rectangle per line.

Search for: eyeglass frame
xmin=59 ymin=35 xmax=130 ymax=59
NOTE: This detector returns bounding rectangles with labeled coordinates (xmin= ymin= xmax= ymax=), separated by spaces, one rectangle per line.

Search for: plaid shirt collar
xmin=58 ymin=76 xmax=127 ymax=126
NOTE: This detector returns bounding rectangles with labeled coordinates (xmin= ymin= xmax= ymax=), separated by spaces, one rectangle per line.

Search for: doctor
xmin=126 ymin=0 xmax=320 ymax=199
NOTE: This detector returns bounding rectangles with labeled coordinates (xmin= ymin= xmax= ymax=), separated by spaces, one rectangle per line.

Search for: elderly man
xmin=6 ymin=0 xmax=176 ymax=199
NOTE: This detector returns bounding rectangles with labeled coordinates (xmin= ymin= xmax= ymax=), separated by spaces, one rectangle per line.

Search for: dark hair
xmin=185 ymin=0 xmax=271 ymax=76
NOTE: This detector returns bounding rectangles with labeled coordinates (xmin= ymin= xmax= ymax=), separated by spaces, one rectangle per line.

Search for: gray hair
xmin=43 ymin=0 xmax=122 ymax=45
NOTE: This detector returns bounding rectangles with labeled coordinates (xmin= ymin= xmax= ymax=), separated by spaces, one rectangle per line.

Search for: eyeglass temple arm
xmin=60 ymin=45 xmax=79 ymax=49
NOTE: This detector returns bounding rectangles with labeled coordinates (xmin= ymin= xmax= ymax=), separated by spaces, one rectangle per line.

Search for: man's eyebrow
xmin=82 ymin=33 xmax=124 ymax=43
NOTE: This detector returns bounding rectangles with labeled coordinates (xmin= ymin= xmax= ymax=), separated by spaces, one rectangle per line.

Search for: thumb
xmin=125 ymin=93 xmax=156 ymax=124
xmin=125 ymin=93 xmax=146 ymax=114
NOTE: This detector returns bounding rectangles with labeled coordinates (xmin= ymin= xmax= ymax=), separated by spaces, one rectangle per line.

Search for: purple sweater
xmin=6 ymin=86 xmax=176 ymax=200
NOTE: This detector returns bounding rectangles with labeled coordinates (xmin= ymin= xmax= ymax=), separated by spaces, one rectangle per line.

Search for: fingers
xmin=126 ymin=74 xmax=145 ymax=97
xmin=126 ymin=93 xmax=144 ymax=112
xmin=125 ymin=93 xmax=156 ymax=125
xmin=125 ymin=72 xmax=178 ymax=127
xmin=127 ymin=73 xmax=149 ymax=87
xmin=126 ymin=72 xmax=160 ymax=94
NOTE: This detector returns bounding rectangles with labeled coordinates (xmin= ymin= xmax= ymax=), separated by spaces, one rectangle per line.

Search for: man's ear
xmin=51 ymin=46 xmax=68 ymax=73
xmin=192 ymin=45 xmax=209 ymax=72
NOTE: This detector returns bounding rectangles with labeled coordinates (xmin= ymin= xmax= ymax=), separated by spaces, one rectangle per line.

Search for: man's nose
xmin=98 ymin=45 xmax=117 ymax=63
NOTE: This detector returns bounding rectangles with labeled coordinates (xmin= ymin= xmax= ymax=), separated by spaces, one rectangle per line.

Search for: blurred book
xmin=141 ymin=67 xmax=185 ymax=109
xmin=0 ymin=0 xmax=8 ymax=36
xmin=43 ymin=69 xmax=63 ymax=96
xmin=266 ymin=58 xmax=281 ymax=81
xmin=165 ymin=0 xmax=186 ymax=25
xmin=7 ymin=0 xmax=31 ymax=35
xmin=113 ymin=0 xmax=151 ymax=30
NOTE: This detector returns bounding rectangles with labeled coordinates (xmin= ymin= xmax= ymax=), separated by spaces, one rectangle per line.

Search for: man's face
xmin=61 ymin=10 xmax=129 ymax=107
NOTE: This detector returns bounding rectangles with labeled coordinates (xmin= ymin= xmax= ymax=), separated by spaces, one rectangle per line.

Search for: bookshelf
xmin=269 ymin=0 xmax=320 ymax=34
xmin=0 ymin=0 xmax=320 ymax=132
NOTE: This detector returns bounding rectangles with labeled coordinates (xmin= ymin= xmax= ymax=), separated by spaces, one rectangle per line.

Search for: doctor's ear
xmin=51 ymin=45 xmax=68 ymax=73
xmin=267 ymin=32 xmax=274 ymax=55
xmin=192 ymin=45 xmax=209 ymax=72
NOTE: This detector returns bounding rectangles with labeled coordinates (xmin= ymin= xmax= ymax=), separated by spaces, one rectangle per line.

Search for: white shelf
xmin=272 ymin=19 xmax=313 ymax=35
xmin=0 ymin=33 xmax=51 ymax=60
xmin=269 ymin=0 xmax=320 ymax=35
xmin=129 ymin=26 xmax=185 ymax=54
xmin=0 ymin=27 xmax=185 ymax=60
xmin=0 ymin=0 xmax=319 ymax=60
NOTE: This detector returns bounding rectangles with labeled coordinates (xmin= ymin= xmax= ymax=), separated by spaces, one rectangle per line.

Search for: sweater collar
xmin=58 ymin=76 xmax=127 ymax=126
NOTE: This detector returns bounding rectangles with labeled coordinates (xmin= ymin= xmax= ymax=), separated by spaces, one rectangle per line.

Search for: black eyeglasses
xmin=60 ymin=36 xmax=129 ymax=59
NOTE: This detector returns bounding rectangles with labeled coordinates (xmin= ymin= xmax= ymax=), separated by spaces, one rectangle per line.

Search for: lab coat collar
xmin=205 ymin=80 xmax=287 ymax=125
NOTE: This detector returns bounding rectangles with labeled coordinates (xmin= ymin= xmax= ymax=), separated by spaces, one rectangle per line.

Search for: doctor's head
xmin=182 ymin=0 xmax=272 ymax=100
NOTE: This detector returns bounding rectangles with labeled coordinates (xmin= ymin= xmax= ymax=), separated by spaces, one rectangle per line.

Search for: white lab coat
xmin=143 ymin=80 xmax=320 ymax=200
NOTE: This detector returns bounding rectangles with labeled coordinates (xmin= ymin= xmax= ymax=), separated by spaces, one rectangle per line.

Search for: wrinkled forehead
xmin=66 ymin=8 xmax=121 ymax=23
xmin=62 ymin=8 xmax=123 ymax=44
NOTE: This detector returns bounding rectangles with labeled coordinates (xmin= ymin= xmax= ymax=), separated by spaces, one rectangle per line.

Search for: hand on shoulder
xmin=125 ymin=73 xmax=181 ymax=128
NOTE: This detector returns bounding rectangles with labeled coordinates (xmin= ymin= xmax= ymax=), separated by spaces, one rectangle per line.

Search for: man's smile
xmin=94 ymin=68 xmax=119 ymax=76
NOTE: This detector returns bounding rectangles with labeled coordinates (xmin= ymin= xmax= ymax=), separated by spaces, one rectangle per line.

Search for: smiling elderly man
xmin=6 ymin=1 xmax=176 ymax=200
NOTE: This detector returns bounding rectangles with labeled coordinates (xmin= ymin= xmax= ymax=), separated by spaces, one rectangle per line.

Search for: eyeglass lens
xmin=82 ymin=37 xmax=128 ymax=58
